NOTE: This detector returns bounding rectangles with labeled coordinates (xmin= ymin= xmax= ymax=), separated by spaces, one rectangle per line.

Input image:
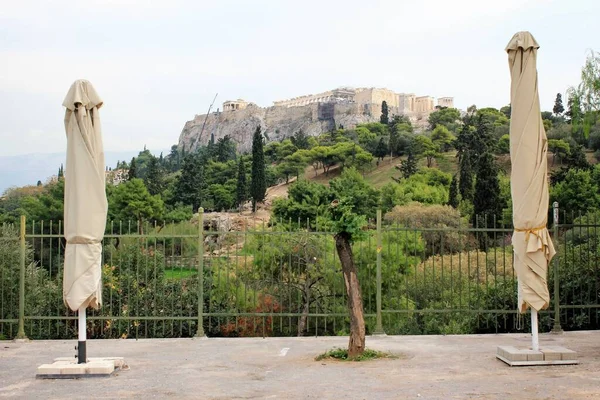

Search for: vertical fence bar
xmin=551 ymin=202 xmax=562 ymax=334
xmin=16 ymin=215 xmax=27 ymax=340
xmin=196 ymin=208 xmax=206 ymax=337
xmin=374 ymin=209 xmax=384 ymax=335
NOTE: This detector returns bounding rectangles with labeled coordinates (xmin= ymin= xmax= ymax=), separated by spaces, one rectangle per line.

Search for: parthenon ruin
xmin=223 ymin=87 xmax=453 ymax=122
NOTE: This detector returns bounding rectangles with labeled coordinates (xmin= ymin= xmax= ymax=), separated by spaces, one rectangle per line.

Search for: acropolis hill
xmin=178 ymin=87 xmax=453 ymax=153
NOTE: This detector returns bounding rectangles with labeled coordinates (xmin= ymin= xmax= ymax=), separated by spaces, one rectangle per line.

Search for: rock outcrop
xmin=178 ymin=102 xmax=384 ymax=153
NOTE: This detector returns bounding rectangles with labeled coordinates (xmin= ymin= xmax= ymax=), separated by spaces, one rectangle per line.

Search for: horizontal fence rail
xmin=0 ymin=208 xmax=598 ymax=340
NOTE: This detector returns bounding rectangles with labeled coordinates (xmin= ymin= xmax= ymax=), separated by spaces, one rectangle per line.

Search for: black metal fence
xmin=0 ymin=208 xmax=598 ymax=340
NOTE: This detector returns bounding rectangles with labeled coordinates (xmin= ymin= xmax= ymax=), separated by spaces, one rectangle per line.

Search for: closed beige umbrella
xmin=62 ymin=80 xmax=107 ymax=362
xmin=507 ymin=32 xmax=556 ymax=322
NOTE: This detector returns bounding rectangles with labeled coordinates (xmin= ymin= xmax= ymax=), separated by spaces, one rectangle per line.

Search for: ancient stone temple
xmin=180 ymin=86 xmax=455 ymax=153
xmin=222 ymin=99 xmax=249 ymax=111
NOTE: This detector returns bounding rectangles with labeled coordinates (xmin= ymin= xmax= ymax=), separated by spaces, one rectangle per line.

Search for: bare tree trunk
xmin=334 ymin=233 xmax=365 ymax=358
xmin=297 ymin=281 xmax=310 ymax=337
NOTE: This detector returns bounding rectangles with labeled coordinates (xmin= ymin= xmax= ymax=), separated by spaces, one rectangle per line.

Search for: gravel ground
xmin=1 ymin=331 xmax=599 ymax=399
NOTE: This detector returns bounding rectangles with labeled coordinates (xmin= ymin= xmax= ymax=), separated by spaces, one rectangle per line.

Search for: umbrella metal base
xmin=496 ymin=346 xmax=578 ymax=366
xmin=36 ymin=357 xmax=127 ymax=379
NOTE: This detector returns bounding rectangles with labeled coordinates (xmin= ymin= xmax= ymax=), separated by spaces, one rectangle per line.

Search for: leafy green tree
xmin=431 ymin=125 xmax=456 ymax=152
xmin=548 ymin=139 xmax=571 ymax=166
xmin=400 ymin=149 xmax=418 ymax=179
xmin=500 ymin=104 xmax=511 ymax=118
xmin=131 ymin=149 xmax=154 ymax=179
xmin=326 ymin=168 xmax=380 ymax=357
xmin=174 ymin=154 xmax=204 ymax=211
xmin=272 ymin=179 xmax=331 ymax=227
xmin=251 ymin=126 xmax=267 ymax=212
xmin=128 ymin=157 xmax=137 ymax=180
xmin=276 ymin=139 xmax=298 ymax=161
xmin=573 ymin=51 xmax=600 ymax=114
xmin=108 ymin=178 xmax=164 ymax=233
xmin=428 ymin=107 xmax=461 ymax=132
xmin=215 ymin=135 xmax=237 ymax=162
xmin=3 ymin=181 xmax=65 ymax=224
xmin=588 ymin=121 xmax=600 ymax=151
xmin=384 ymin=170 xmax=450 ymax=208
xmin=551 ymin=169 xmax=600 ymax=217
xmin=385 ymin=203 xmax=465 ymax=256
xmin=497 ymin=134 xmax=510 ymax=155
xmin=448 ymin=174 xmax=459 ymax=208
xmin=163 ymin=203 xmax=194 ymax=223
xmin=277 ymin=152 xmax=307 ymax=184
xmin=414 ymin=135 xmax=439 ymax=168
xmin=553 ymin=93 xmax=565 ymax=115
xmin=236 ymin=158 xmax=247 ymax=209
xmin=567 ymin=51 xmax=600 ymax=142
xmin=166 ymin=145 xmax=182 ymax=172
xmin=207 ymin=184 xmax=235 ymax=211
xmin=380 ymin=101 xmax=389 ymax=125
xmin=359 ymin=122 xmax=389 ymax=136
xmin=565 ymin=143 xmax=590 ymax=169
xmin=389 ymin=116 xmax=413 ymax=157
xmin=374 ymin=137 xmax=388 ymax=161
xmin=290 ymin=129 xmax=311 ymax=150
xmin=272 ymin=168 xmax=380 ymax=355
xmin=354 ymin=127 xmax=377 ymax=148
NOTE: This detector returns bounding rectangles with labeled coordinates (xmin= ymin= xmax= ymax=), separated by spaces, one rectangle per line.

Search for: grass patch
xmin=164 ymin=268 xmax=197 ymax=279
xmin=315 ymin=347 xmax=397 ymax=362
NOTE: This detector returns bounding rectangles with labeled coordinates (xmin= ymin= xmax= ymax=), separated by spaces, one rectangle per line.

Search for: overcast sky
xmin=0 ymin=0 xmax=598 ymax=156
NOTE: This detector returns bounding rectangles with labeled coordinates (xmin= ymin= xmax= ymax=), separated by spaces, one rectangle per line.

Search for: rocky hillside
xmin=178 ymin=102 xmax=381 ymax=153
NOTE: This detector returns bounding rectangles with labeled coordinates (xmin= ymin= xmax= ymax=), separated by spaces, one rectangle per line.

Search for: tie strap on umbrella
xmin=67 ymin=237 xmax=102 ymax=245
xmin=514 ymin=224 xmax=547 ymax=243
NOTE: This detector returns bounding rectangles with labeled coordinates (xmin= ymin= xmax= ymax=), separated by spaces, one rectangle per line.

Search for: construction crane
xmin=198 ymin=93 xmax=218 ymax=140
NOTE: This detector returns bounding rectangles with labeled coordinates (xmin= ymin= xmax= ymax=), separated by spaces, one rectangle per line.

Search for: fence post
xmin=16 ymin=215 xmax=28 ymax=340
xmin=550 ymin=201 xmax=563 ymax=334
xmin=195 ymin=208 xmax=206 ymax=338
xmin=373 ymin=209 xmax=385 ymax=335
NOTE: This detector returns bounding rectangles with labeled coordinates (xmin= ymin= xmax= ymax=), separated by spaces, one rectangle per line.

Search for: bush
xmin=384 ymin=203 xmax=475 ymax=256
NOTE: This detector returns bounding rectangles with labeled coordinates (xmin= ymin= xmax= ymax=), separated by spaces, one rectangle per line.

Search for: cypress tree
xmin=448 ymin=174 xmax=459 ymax=208
xmin=400 ymin=149 xmax=418 ymax=179
xmin=174 ymin=154 xmax=204 ymax=211
xmin=380 ymin=101 xmax=389 ymax=125
xmin=459 ymin=155 xmax=474 ymax=202
xmin=236 ymin=158 xmax=247 ymax=210
xmin=553 ymin=93 xmax=564 ymax=116
xmin=566 ymin=144 xmax=590 ymax=169
xmin=250 ymin=126 xmax=266 ymax=212
xmin=389 ymin=124 xmax=399 ymax=158
xmin=473 ymin=151 xmax=503 ymax=234
xmin=128 ymin=157 xmax=137 ymax=180
xmin=374 ymin=137 xmax=388 ymax=161
xmin=144 ymin=155 xmax=165 ymax=195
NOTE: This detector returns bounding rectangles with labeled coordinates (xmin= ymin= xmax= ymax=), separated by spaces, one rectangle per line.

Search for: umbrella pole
xmin=78 ymin=306 xmax=86 ymax=364
xmin=531 ymin=309 xmax=539 ymax=352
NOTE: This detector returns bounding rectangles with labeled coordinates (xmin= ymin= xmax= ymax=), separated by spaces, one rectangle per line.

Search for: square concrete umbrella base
xmin=496 ymin=346 xmax=578 ymax=366
xmin=36 ymin=357 xmax=127 ymax=379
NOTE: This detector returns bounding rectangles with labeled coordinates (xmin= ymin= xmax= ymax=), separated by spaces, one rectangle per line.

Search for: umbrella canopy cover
xmin=506 ymin=32 xmax=556 ymax=313
xmin=62 ymin=80 xmax=108 ymax=311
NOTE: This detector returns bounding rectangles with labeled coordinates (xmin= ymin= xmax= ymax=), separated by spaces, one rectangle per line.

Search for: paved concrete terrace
xmin=1 ymin=331 xmax=599 ymax=399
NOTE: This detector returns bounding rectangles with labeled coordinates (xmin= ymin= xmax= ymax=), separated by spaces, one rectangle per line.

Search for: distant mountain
xmin=0 ymin=150 xmax=169 ymax=193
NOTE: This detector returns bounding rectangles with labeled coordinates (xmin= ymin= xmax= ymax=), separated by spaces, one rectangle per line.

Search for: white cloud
xmin=0 ymin=0 xmax=598 ymax=156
